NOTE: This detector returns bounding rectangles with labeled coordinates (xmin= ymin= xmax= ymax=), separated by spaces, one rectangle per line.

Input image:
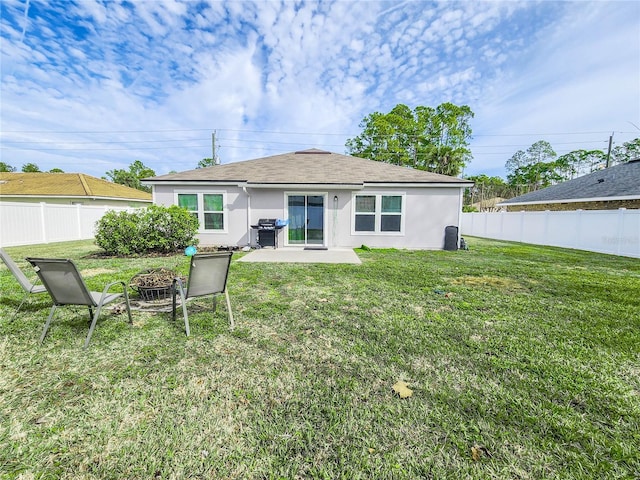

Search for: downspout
xmin=243 ymin=185 xmax=251 ymax=247
xmin=457 ymin=187 xmax=464 ymax=247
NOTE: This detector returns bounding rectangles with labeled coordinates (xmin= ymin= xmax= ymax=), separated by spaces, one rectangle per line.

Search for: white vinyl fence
xmin=0 ymin=202 xmax=136 ymax=248
xmin=461 ymin=209 xmax=640 ymax=259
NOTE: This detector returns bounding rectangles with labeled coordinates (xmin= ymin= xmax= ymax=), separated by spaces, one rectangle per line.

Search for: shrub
xmin=95 ymin=205 xmax=199 ymax=255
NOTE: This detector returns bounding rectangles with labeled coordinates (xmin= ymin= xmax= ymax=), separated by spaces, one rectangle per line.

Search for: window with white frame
xmin=177 ymin=192 xmax=226 ymax=231
xmin=353 ymin=193 xmax=404 ymax=233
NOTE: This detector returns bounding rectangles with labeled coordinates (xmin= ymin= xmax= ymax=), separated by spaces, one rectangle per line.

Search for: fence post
xmin=544 ymin=210 xmax=550 ymax=246
xmin=575 ymin=210 xmax=583 ymax=249
xmin=76 ymin=203 xmax=83 ymax=239
xmin=39 ymin=202 xmax=48 ymax=244
xmin=616 ymin=208 xmax=626 ymax=256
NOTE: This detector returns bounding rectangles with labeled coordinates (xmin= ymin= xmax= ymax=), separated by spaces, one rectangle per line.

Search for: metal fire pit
xmin=129 ymin=268 xmax=184 ymax=302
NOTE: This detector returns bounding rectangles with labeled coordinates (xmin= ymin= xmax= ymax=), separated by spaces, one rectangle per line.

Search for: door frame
xmin=284 ymin=192 xmax=328 ymax=247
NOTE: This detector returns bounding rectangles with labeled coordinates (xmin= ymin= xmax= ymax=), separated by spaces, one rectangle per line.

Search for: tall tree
xmin=611 ymin=137 xmax=640 ymax=164
xmin=555 ymin=149 xmax=606 ymax=179
xmin=346 ymin=102 xmax=474 ymax=176
xmin=508 ymin=162 xmax=563 ymax=193
xmin=0 ymin=162 xmax=16 ymax=172
xmin=105 ymin=160 xmax=155 ymax=193
xmin=21 ymin=163 xmax=41 ymax=172
xmin=505 ymin=141 xmax=557 ymax=193
xmin=464 ymin=174 xmax=511 ymax=209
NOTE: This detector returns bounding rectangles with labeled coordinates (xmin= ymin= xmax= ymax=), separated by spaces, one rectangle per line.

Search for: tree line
xmin=345 ymin=103 xmax=638 ymax=210
xmin=3 ymin=102 xmax=638 ymax=207
xmin=466 ymin=137 xmax=639 ymax=210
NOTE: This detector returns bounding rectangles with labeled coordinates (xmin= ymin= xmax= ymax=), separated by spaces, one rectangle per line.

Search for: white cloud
xmin=468 ymin=1 xmax=639 ymax=176
xmin=0 ymin=0 xmax=637 ymax=179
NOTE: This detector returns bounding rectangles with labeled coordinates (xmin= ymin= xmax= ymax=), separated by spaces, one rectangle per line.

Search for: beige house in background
xmin=0 ymin=172 xmax=152 ymax=207
xmin=144 ymin=149 xmax=473 ymax=250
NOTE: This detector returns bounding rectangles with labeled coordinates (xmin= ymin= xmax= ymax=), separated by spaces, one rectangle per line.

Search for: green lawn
xmin=1 ymin=238 xmax=638 ymax=479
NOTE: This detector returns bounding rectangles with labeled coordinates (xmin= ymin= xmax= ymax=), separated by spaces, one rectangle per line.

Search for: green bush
xmin=95 ymin=205 xmax=199 ymax=255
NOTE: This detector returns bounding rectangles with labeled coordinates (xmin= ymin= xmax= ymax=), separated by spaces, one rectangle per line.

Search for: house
xmin=471 ymin=196 xmax=506 ymax=212
xmin=499 ymin=159 xmax=640 ymax=212
xmin=143 ymin=149 xmax=473 ymax=250
xmin=0 ymin=172 xmax=152 ymax=207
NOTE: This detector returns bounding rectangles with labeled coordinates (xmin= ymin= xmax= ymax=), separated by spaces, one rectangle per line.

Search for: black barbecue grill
xmin=250 ymin=218 xmax=284 ymax=248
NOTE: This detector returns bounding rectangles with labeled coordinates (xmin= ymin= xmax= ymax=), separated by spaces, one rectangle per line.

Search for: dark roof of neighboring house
xmin=144 ymin=149 xmax=473 ymax=186
xmin=500 ymin=159 xmax=640 ymax=205
xmin=0 ymin=172 xmax=152 ymax=201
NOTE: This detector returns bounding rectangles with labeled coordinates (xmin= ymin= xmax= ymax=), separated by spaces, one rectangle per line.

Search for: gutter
xmin=242 ymin=186 xmax=251 ymax=247
xmin=245 ymin=182 xmax=365 ymax=190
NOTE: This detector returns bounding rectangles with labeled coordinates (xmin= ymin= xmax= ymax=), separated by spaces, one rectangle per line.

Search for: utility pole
xmin=212 ymin=131 xmax=218 ymax=165
xmin=605 ymin=132 xmax=613 ymax=168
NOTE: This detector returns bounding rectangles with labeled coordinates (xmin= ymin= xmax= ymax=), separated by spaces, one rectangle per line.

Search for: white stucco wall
xmin=342 ymin=187 xmax=461 ymax=249
xmin=152 ymin=184 xmax=463 ymax=249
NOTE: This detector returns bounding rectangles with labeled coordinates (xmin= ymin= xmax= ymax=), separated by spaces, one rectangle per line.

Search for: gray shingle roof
xmin=500 ymin=159 xmax=640 ymax=205
xmin=144 ymin=149 xmax=472 ymax=186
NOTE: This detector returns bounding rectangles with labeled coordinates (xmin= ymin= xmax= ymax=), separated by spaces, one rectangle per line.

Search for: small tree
xmin=0 ymin=162 xmax=16 ymax=172
xmin=197 ymin=158 xmax=217 ymax=168
xmin=105 ymin=160 xmax=155 ymax=193
xmin=21 ymin=163 xmax=41 ymax=172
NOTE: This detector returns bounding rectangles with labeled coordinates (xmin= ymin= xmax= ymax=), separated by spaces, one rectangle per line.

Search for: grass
xmin=0 ymin=238 xmax=638 ymax=479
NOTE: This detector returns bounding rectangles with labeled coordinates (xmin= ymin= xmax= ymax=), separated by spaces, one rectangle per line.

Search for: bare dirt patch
xmin=452 ymin=275 xmax=526 ymax=292
xmin=81 ymin=268 xmax=116 ymax=277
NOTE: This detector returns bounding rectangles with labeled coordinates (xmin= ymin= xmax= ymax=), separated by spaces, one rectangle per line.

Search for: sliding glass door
xmin=287 ymin=194 xmax=325 ymax=245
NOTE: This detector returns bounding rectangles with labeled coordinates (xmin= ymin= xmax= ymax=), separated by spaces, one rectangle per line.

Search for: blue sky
xmin=1 ymin=0 xmax=638 ymax=179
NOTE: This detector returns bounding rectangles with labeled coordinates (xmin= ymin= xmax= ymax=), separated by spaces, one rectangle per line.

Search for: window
xmin=355 ymin=195 xmax=376 ymax=232
xmin=353 ymin=193 xmax=404 ymax=234
xmin=203 ymin=194 xmax=224 ymax=230
xmin=177 ymin=192 xmax=225 ymax=231
xmin=178 ymin=194 xmax=198 ymax=222
xmin=381 ymin=195 xmax=402 ymax=232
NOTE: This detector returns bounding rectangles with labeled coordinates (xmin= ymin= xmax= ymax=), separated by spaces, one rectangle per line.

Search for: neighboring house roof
xmin=144 ymin=149 xmax=473 ymax=187
xmin=500 ymin=159 xmax=640 ymax=206
xmin=0 ymin=172 xmax=152 ymax=201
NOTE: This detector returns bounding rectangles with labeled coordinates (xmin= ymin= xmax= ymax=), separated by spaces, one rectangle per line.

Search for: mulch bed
xmin=85 ymin=245 xmax=241 ymax=259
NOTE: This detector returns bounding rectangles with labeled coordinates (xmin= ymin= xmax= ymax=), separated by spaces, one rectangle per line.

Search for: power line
xmin=3 ymin=138 xmax=207 ymax=145
xmin=0 ymin=128 xmax=214 ymax=134
xmin=2 ymin=126 xmax=636 ymax=136
xmin=0 ymin=144 xmax=211 ymax=152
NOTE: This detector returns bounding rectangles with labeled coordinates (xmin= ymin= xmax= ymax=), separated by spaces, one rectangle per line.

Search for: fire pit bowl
xmin=129 ymin=268 xmax=185 ymax=302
